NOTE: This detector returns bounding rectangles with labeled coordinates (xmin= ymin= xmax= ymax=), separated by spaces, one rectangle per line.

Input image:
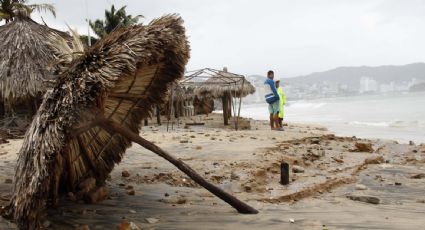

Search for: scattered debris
xmin=410 ymin=173 xmax=425 ymax=179
xmin=122 ymin=170 xmax=131 ymax=178
xmin=347 ymin=195 xmax=380 ymax=204
xmin=354 ymin=142 xmax=374 ymax=153
xmin=364 ymin=156 xmax=384 ymax=164
xmin=310 ymin=138 xmax=320 ymax=144
xmin=355 ymin=184 xmax=367 ymax=190
xmin=160 ymin=196 xmax=187 ymax=204
xmin=126 ymin=189 xmax=135 ymax=196
xmin=145 ymin=218 xmax=160 ymax=224
xmin=292 ymin=165 xmax=305 ymax=173
xmin=84 ymin=186 xmax=108 ymax=204
xmin=118 ymin=219 xmax=140 ymax=230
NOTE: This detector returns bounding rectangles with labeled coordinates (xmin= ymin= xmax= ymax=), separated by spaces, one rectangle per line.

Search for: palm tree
xmin=89 ymin=4 xmax=142 ymax=38
xmin=0 ymin=0 xmax=55 ymax=23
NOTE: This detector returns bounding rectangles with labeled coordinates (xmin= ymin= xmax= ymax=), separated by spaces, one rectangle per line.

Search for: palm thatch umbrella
xmin=193 ymin=68 xmax=255 ymax=126
xmin=0 ymin=14 xmax=71 ymax=117
xmin=194 ymin=71 xmax=255 ymax=98
xmin=5 ymin=14 xmax=256 ymax=229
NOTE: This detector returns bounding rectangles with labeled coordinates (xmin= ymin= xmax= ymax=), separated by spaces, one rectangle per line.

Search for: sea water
xmin=241 ymin=92 xmax=425 ymax=144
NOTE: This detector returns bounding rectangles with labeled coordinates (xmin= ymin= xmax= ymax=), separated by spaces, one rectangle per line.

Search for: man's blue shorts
xmin=268 ymin=100 xmax=280 ymax=115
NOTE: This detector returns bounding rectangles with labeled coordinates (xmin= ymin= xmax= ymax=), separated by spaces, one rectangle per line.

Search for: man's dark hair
xmin=267 ymin=70 xmax=274 ymax=76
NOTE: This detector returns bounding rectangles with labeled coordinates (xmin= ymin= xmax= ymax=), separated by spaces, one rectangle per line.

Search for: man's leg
xmin=273 ymin=102 xmax=280 ymax=129
xmin=269 ymin=113 xmax=274 ymax=129
xmin=268 ymin=104 xmax=275 ymax=129
xmin=273 ymin=114 xmax=279 ymax=129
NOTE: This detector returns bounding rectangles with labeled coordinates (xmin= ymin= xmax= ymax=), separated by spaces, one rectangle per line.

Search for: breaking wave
xmin=348 ymin=120 xmax=425 ymax=128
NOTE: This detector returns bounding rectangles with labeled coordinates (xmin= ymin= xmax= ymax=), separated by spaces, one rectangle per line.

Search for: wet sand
xmin=0 ymin=114 xmax=424 ymax=229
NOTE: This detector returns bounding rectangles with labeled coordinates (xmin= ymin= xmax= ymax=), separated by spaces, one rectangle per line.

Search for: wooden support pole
xmin=222 ymin=96 xmax=229 ymax=126
xmin=236 ymin=79 xmax=245 ymax=131
xmin=227 ymin=93 xmax=232 ymax=119
xmin=99 ymin=118 xmax=258 ymax=214
xmin=156 ymin=105 xmax=161 ymax=126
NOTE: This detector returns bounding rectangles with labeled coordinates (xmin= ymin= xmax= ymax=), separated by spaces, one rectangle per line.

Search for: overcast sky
xmin=31 ymin=0 xmax=425 ymax=77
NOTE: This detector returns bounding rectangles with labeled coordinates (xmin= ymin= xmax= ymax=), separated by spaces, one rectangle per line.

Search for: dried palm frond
xmin=47 ymin=25 xmax=85 ymax=75
xmin=7 ymin=14 xmax=190 ymax=229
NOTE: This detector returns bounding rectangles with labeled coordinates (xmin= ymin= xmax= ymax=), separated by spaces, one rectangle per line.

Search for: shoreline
xmin=240 ymin=93 xmax=425 ymax=145
xmin=0 ymin=114 xmax=424 ymax=229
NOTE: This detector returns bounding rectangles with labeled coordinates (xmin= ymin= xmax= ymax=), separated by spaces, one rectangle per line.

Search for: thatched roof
xmin=172 ymin=84 xmax=195 ymax=102
xmin=0 ymin=16 xmax=71 ymax=104
xmin=193 ymin=69 xmax=255 ymax=98
xmin=8 ymin=14 xmax=190 ymax=228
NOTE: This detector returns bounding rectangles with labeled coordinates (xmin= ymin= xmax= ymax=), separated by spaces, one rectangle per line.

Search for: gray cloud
xmin=30 ymin=0 xmax=425 ymax=77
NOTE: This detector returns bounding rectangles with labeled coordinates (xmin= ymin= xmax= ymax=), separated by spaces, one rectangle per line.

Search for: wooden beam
xmin=99 ymin=118 xmax=258 ymax=214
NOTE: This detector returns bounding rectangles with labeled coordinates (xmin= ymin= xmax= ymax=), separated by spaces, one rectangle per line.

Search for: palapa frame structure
xmin=180 ymin=67 xmax=255 ymax=129
xmin=4 ymin=14 xmax=257 ymax=229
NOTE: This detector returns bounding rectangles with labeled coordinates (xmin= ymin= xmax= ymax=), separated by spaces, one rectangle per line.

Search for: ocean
xmin=240 ymin=92 xmax=425 ymax=144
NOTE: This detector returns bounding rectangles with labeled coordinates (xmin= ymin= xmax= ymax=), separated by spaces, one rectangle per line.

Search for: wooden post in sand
xmin=99 ymin=118 xmax=258 ymax=214
xmin=280 ymin=162 xmax=290 ymax=185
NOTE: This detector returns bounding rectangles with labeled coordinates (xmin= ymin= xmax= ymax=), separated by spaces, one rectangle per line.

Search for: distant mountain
xmin=281 ymin=63 xmax=425 ymax=87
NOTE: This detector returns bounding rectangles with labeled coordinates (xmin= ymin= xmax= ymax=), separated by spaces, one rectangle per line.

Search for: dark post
xmin=156 ymin=105 xmax=161 ymax=125
xmin=222 ymin=96 xmax=229 ymax=125
xmin=280 ymin=162 xmax=289 ymax=185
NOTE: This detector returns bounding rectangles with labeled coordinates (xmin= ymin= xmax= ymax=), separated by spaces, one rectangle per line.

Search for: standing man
xmin=264 ymin=70 xmax=281 ymax=130
xmin=275 ymin=80 xmax=286 ymax=128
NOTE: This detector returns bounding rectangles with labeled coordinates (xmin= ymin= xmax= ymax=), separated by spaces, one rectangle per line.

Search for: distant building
xmin=379 ymin=81 xmax=395 ymax=93
xmin=359 ymin=76 xmax=378 ymax=93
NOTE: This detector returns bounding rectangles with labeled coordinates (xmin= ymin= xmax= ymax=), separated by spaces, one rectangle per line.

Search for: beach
xmin=0 ymin=113 xmax=424 ymax=229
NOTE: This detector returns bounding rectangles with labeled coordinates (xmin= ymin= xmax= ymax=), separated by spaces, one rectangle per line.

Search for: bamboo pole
xmin=99 ymin=117 xmax=258 ymax=214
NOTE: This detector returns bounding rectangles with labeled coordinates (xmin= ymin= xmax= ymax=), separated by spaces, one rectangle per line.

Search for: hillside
xmin=281 ymin=63 xmax=425 ymax=87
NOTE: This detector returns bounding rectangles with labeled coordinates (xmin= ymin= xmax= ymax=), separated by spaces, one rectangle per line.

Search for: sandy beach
xmin=0 ymin=113 xmax=424 ymax=229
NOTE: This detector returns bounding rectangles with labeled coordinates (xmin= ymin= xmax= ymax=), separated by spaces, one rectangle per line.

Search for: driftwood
xmin=99 ymin=117 xmax=258 ymax=214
